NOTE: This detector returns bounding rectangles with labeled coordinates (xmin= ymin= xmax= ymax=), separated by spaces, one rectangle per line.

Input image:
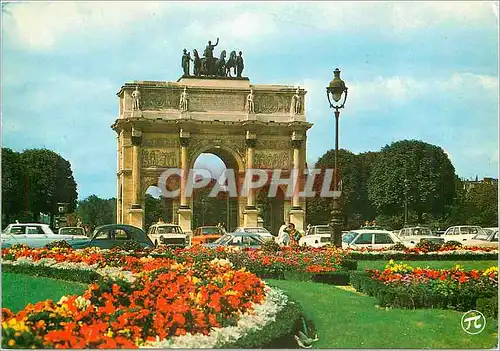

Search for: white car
xmin=299 ymin=233 xmax=331 ymax=248
xmin=462 ymin=229 xmax=498 ymax=247
xmin=397 ymin=226 xmax=444 ymax=247
xmin=443 ymin=226 xmax=487 ymax=243
xmin=234 ymin=227 xmax=274 ymax=242
xmin=147 ymin=223 xmax=188 ymax=248
xmin=1 ymin=223 xmax=88 ymax=248
xmin=342 ymin=229 xmax=402 ymax=250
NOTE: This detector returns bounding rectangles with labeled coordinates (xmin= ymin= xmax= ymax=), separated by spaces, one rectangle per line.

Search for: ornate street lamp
xmin=326 ymin=68 xmax=348 ymax=247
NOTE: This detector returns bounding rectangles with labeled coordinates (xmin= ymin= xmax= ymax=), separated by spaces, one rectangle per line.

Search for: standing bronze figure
xmin=181 ymin=49 xmax=193 ymax=76
xmin=236 ymin=51 xmax=244 ymax=77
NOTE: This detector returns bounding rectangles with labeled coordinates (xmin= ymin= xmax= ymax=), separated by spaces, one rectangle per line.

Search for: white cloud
xmin=4 ymin=2 xmax=496 ymax=51
xmin=2 ymin=2 xmax=168 ymax=50
xmin=346 ymin=72 xmax=498 ymax=112
xmin=183 ymin=11 xmax=277 ymax=49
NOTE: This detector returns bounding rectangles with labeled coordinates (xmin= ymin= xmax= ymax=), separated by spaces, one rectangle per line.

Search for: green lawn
xmin=2 ymin=273 xmax=88 ymax=312
xmin=357 ymin=260 xmax=498 ymax=272
xmin=266 ymin=279 xmax=498 ymax=349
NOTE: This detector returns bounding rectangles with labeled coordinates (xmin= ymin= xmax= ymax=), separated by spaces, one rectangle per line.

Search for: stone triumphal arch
xmin=113 ymin=72 xmax=312 ymax=233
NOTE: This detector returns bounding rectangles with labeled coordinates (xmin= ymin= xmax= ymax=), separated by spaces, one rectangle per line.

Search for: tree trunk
xmin=50 ymin=213 xmax=55 ymax=228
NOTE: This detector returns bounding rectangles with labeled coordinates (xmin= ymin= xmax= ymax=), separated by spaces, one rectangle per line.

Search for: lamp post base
xmin=330 ymin=196 xmax=343 ymax=248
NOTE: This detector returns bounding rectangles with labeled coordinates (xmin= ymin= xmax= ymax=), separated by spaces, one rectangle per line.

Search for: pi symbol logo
xmin=461 ymin=310 xmax=486 ymax=335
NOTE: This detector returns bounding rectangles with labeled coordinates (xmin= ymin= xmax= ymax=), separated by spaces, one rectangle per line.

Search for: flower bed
xmin=350 ymin=261 xmax=498 ymax=312
xmin=1 ymin=247 xmax=301 ymax=349
xmin=2 ymin=245 xmax=354 ymax=278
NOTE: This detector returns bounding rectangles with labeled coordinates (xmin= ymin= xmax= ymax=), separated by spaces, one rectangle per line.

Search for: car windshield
xmin=157 ymin=226 xmax=181 ymax=234
xmin=473 ymin=230 xmax=492 ymax=240
xmin=342 ymin=232 xmax=357 ymax=244
xmin=202 ymin=227 xmax=221 ymax=235
xmin=59 ymin=228 xmax=84 ymax=235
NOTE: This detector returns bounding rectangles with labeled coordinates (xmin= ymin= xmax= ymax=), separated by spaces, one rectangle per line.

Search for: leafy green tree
xmin=306 ymin=149 xmax=361 ymax=229
xmin=75 ymin=195 xmax=116 ymax=229
xmin=356 ymin=151 xmax=379 ymax=222
xmin=368 ymin=140 xmax=456 ymax=223
xmin=1 ymin=148 xmax=24 ymax=226
xmin=20 ymin=149 xmax=78 ymax=223
xmin=463 ymin=182 xmax=498 ymax=227
xmin=144 ymin=194 xmax=167 ymax=230
xmin=192 ymin=179 xmax=234 ymax=229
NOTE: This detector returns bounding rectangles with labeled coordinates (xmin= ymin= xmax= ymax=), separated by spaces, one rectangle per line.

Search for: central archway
xmin=190 ymin=146 xmax=244 ymax=232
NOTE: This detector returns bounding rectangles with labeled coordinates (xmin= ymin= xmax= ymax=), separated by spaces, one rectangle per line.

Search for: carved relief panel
xmin=254 ymin=94 xmax=290 ymax=114
xmin=189 ymin=93 xmax=246 ymax=112
xmin=141 ymin=149 xmax=179 ymax=168
xmin=253 ymin=151 xmax=291 ymax=169
xmin=140 ymin=89 xmax=180 ymax=110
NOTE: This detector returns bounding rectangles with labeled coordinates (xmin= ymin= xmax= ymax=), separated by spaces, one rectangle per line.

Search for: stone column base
xmin=243 ymin=208 xmax=259 ymax=227
xmin=128 ymin=208 xmax=144 ymax=230
xmin=178 ymin=207 xmax=192 ymax=234
xmin=289 ymin=208 xmax=305 ymax=233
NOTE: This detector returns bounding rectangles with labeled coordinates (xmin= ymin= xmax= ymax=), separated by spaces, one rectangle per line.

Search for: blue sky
xmin=2 ymin=1 xmax=498 ymax=200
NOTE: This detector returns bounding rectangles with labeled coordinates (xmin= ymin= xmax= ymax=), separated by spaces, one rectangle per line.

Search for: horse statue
xmin=215 ymin=50 xmax=227 ymax=77
xmin=225 ymin=51 xmax=237 ymax=77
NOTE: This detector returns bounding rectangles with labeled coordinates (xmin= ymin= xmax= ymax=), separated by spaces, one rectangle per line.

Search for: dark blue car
xmin=70 ymin=224 xmax=154 ymax=249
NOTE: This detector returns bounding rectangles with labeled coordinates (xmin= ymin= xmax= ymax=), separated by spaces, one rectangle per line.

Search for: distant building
xmin=462 ymin=176 xmax=498 ymax=192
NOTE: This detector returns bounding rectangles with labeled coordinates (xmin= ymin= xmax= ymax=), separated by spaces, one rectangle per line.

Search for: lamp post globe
xmin=325 ymin=68 xmax=348 ymax=248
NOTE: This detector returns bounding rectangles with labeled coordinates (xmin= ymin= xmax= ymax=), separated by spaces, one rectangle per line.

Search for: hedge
xmin=347 ymin=253 xmax=497 ymax=261
xmin=1 ymin=263 xmax=101 ymax=284
xmin=476 ymin=296 xmax=498 ymax=319
xmin=350 ymin=271 xmax=497 ymax=312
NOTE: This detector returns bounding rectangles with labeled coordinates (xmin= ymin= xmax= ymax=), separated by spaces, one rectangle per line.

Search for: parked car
xmin=191 ymin=226 xmax=226 ymax=245
xmin=203 ymin=232 xmax=264 ymax=249
xmin=305 ymin=225 xmax=331 ymax=236
xmin=70 ymin=224 xmax=154 ymax=249
xmin=1 ymin=223 xmax=88 ymax=248
xmin=342 ymin=229 xmax=402 ymax=250
xmin=299 ymin=233 xmax=331 ymax=248
xmin=461 ymin=229 xmax=498 ymax=247
xmin=443 ymin=226 xmax=487 ymax=242
xmin=58 ymin=227 xmax=87 ymax=237
xmin=397 ymin=226 xmax=444 ymax=247
xmin=147 ymin=223 xmax=188 ymax=247
xmin=234 ymin=226 xmax=274 ymax=241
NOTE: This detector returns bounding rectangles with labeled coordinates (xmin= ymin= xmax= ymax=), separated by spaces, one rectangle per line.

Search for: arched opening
xmin=144 ymin=185 xmax=173 ymax=230
xmin=191 ymin=149 xmax=240 ymax=232
xmin=256 ymin=184 xmax=286 ymax=236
